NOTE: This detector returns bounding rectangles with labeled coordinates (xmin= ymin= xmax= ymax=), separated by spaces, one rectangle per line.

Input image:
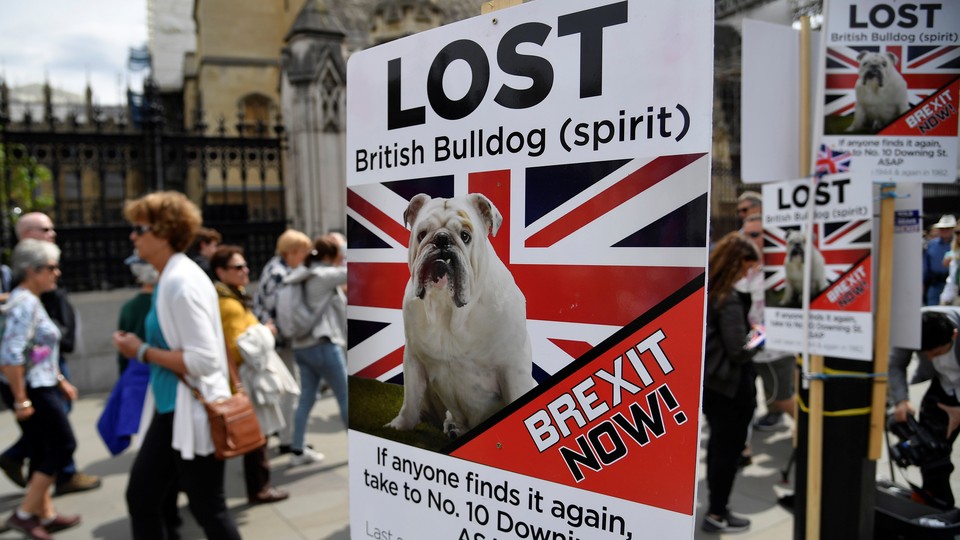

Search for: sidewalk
xmin=0 ymin=392 xmax=349 ymax=540
xmin=1 ymin=379 xmax=957 ymax=539
xmin=692 ymin=377 xmax=960 ymax=539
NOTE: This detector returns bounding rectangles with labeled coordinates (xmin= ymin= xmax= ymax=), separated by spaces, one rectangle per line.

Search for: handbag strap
xmin=174 ymin=337 xmax=245 ymax=404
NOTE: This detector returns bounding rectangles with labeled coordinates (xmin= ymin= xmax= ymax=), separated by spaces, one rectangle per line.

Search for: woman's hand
xmin=112 ymin=331 xmax=143 ymax=360
xmin=59 ymin=379 xmax=78 ymax=401
xmin=265 ymin=320 xmax=278 ymax=336
xmin=14 ymin=405 xmax=34 ymax=421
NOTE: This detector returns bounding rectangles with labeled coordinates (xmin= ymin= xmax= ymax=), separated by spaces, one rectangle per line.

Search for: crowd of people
xmin=5 ymin=193 xmax=960 ymax=538
xmin=700 ymin=195 xmax=960 ymax=535
xmin=0 ymin=195 xmax=348 ymax=539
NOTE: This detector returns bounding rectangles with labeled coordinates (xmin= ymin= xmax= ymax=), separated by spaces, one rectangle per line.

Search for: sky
xmin=0 ymin=0 xmax=148 ymax=105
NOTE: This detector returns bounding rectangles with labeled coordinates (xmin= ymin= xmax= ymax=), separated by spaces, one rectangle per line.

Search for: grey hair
xmin=130 ymin=262 xmax=159 ymax=285
xmin=737 ymin=191 xmax=762 ymax=207
xmin=11 ymin=239 xmax=61 ymax=283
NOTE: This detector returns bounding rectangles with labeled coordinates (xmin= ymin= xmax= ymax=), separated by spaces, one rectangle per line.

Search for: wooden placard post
xmin=868 ymin=186 xmax=896 ymax=459
xmin=798 ymin=15 xmax=825 ymax=540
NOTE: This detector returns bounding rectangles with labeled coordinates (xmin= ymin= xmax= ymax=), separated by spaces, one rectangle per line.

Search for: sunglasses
xmin=37 ymin=264 xmax=60 ymax=272
xmin=954 ymin=230 xmax=960 ymax=235
xmin=228 ymin=263 xmax=249 ymax=271
xmin=131 ymin=224 xmax=153 ymax=236
xmin=737 ymin=207 xmax=752 ymax=214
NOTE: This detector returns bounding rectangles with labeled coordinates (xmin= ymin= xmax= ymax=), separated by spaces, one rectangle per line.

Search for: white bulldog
xmin=780 ymin=231 xmax=828 ymax=306
xmin=847 ymin=51 xmax=909 ymax=133
xmin=386 ymin=193 xmax=535 ymax=438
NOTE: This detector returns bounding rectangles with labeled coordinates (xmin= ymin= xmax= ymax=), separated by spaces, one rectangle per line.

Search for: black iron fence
xmin=0 ymin=79 xmax=288 ymax=291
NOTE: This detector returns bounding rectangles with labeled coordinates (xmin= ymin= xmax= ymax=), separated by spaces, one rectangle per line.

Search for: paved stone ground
xmin=0 ymin=378 xmax=958 ymax=539
xmin=0 ymin=392 xmax=348 ymax=540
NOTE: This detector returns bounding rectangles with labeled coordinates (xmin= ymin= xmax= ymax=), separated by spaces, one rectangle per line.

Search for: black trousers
xmin=0 ymin=383 xmax=76 ymax=479
xmin=919 ymin=377 xmax=960 ymax=507
xmin=243 ymin=445 xmax=270 ymax=498
xmin=702 ymin=366 xmax=757 ymax=516
xmin=126 ymin=412 xmax=240 ymax=540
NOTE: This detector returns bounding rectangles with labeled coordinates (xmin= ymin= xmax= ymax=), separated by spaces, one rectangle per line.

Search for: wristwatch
xmin=14 ymin=400 xmax=32 ymax=410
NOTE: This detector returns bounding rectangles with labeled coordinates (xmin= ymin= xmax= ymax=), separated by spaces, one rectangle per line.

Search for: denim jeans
xmin=292 ymin=341 xmax=348 ymax=451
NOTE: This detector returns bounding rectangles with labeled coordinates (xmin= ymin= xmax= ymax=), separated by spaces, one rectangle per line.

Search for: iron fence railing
xmin=0 ymin=79 xmax=288 ymax=290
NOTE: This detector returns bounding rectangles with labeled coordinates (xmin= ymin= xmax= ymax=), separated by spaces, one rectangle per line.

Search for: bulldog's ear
xmin=885 ymin=51 xmax=899 ymax=66
xmin=856 ymin=50 xmax=868 ymax=63
xmin=467 ymin=193 xmax=503 ymax=237
xmin=404 ymin=194 xmax=431 ymax=229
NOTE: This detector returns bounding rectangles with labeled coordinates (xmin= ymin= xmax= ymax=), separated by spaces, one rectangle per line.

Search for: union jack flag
xmin=346 ymin=154 xmax=710 ymax=384
xmin=816 ymin=144 xmax=852 ymax=175
xmin=825 ymin=45 xmax=960 ymax=119
xmin=761 ymin=220 xmax=872 ymax=293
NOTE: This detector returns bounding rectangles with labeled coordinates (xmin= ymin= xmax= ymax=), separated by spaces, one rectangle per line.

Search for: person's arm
xmin=310 ymin=265 xmax=348 ymax=288
xmin=218 ymin=297 xmax=248 ymax=366
xmin=0 ymin=365 xmax=33 ymax=420
xmin=253 ymin=262 xmax=284 ymax=324
xmin=112 ymin=331 xmax=189 ymax=375
xmin=42 ymin=289 xmax=76 ymax=353
xmin=169 ymin=283 xmax=224 ymax=377
xmin=941 ymin=257 xmax=959 ymax=305
xmin=716 ymin=295 xmax=756 ymax=365
xmin=1 ymin=298 xmax=36 ymax=420
xmin=888 ymin=346 xmax=914 ymax=422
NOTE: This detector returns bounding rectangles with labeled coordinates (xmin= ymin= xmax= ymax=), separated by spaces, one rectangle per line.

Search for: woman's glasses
xmin=131 ymin=224 xmax=153 ymax=236
xmin=228 ymin=263 xmax=249 ymax=271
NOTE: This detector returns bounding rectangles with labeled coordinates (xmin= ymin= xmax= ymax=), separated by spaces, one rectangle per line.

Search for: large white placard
xmin=819 ymin=0 xmax=960 ymax=183
xmin=762 ymin=175 xmax=874 ymax=360
xmin=345 ymin=0 xmax=714 ymax=538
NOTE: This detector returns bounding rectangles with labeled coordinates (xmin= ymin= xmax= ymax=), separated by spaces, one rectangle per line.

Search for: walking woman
xmin=287 ymin=235 xmax=348 ymax=467
xmin=251 ymin=229 xmax=313 ymax=455
xmin=1 ymin=239 xmax=81 ymax=539
xmin=112 ymin=191 xmax=240 ymax=540
xmin=211 ymin=244 xmax=290 ymax=505
xmin=701 ymin=231 xmax=761 ymax=534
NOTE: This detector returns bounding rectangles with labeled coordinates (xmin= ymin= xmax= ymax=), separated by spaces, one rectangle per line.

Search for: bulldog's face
xmin=403 ymin=193 xmax=502 ymax=308
xmin=786 ymin=231 xmax=805 ymax=263
xmin=856 ymin=51 xmax=899 ymax=89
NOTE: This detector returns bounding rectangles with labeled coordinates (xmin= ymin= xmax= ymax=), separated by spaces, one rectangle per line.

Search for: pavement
xmin=0 ymin=392 xmax=349 ymax=540
xmin=0 ymin=377 xmax=956 ymax=539
xmin=691 ymin=376 xmax=960 ymax=539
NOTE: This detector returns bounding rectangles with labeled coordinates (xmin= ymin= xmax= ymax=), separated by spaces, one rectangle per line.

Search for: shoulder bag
xmin=176 ymin=353 xmax=266 ymax=460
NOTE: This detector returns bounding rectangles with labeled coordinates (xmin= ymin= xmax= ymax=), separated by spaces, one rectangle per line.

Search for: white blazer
xmin=136 ymin=253 xmax=232 ymax=459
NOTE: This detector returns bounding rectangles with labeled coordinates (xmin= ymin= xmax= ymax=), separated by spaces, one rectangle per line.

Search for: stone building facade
xmin=151 ymin=0 xmax=484 ymax=236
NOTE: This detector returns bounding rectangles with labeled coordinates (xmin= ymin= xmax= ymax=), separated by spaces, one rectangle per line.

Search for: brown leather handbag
xmin=177 ymin=357 xmax=266 ymax=460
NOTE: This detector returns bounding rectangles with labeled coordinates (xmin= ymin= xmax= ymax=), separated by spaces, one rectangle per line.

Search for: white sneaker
xmin=289 ymin=448 xmax=325 ymax=467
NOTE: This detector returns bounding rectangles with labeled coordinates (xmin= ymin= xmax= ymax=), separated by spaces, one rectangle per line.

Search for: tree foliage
xmin=0 ymin=144 xmax=55 ymax=220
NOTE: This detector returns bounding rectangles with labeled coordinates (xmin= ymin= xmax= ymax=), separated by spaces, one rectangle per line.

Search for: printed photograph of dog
xmin=779 ymin=230 xmax=828 ymax=307
xmin=385 ymin=192 xmax=535 ymax=439
xmin=824 ymin=48 xmax=910 ymax=135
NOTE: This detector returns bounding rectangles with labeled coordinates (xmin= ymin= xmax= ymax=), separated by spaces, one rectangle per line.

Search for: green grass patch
xmin=824 ymin=114 xmax=854 ymax=135
xmin=348 ymin=375 xmax=451 ymax=452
